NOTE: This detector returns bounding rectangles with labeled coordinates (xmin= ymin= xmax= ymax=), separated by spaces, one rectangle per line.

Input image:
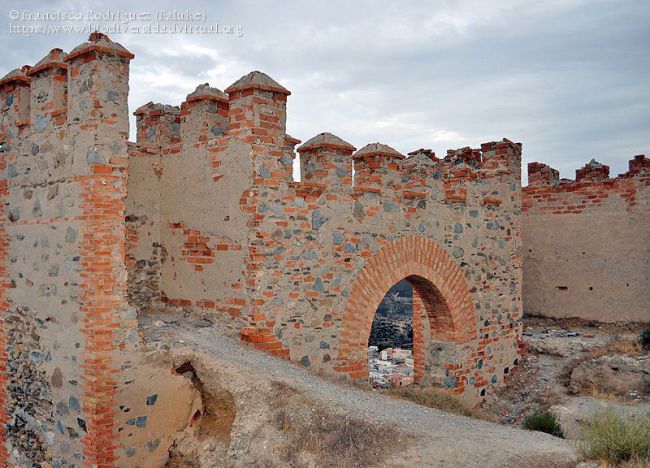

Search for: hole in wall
xmin=190 ymin=410 xmax=202 ymax=427
xmin=556 ymin=286 xmax=568 ymax=291
xmin=368 ymin=279 xmax=414 ymax=389
xmin=174 ymin=362 xmax=195 ymax=375
xmin=175 ymin=361 xmax=236 ymax=442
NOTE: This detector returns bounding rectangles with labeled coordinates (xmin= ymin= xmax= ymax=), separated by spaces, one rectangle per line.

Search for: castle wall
xmin=137 ymin=72 xmax=526 ymax=401
xmin=522 ymin=158 xmax=650 ymax=323
xmin=1 ymin=35 xmax=202 ymax=467
xmin=1 ymin=33 xmax=550 ymax=465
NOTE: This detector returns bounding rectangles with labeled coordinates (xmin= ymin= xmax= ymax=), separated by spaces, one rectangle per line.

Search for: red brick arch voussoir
xmin=334 ymin=236 xmax=477 ymax=380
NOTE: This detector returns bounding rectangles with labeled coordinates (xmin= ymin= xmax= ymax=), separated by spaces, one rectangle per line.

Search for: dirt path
xmin=143 ymin=317 xmax=578 ymax=467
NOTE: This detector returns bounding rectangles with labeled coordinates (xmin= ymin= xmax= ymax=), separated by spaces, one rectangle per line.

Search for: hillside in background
xmin=369 ymin=280 xmax=413 ymax=351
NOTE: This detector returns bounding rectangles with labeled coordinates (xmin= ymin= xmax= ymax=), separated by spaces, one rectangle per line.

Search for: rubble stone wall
xmin=523 ymin=157 xmax=650 ymax=323
xmin=132 ymin=74 xmax=526 ymax=402
xmin=0 ymin=35 xmax=201 ymax=467
xmin=1 ymin=31 xmax=569 ymax=466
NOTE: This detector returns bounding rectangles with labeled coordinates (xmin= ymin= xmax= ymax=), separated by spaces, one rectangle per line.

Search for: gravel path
xmin=144 ymin=318 xmax=578 ymax=467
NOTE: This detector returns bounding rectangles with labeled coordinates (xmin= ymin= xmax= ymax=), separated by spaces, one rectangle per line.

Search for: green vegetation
xmin=369 ymin=280 xmax=414 ymax=350
xmin=641 ymin=327 xmax=650 ymax=350
xmin=580 ymin=411 xmax=650 ymax=465
xmin=369 ymin=318 xmax=413 ymax=351
xmin=522 ymin=411 xmax=565 ymax=438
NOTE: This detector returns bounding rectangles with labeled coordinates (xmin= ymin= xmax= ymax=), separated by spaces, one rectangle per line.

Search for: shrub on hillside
xmin=641 ymin=327 xmax=650 ymax=350
xmin=522 ymin=411 xmax=565 ymax=438
xmin=581 ymin=411 xmax=650 ymax=465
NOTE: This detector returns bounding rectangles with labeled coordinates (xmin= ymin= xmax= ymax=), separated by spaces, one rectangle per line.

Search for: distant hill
xmin=369 ymin=280 xmax=413 ymax=351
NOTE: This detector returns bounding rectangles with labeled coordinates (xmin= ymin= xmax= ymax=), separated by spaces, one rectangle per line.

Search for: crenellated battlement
xmin=0 ymin=32 xmax=132 ymax=144
xmin=27 ymin=48 xmax=68 ymax=130
xmin=527 ymin=155 xmax=649 ymax=187
xmin=522 ymin=154 xmax=649 ymax=324
xmin=134 ymin=101 xmax=181 ymax=147
xmin=297 ymin=132 xmax=355 ymax=186
xmin=523 ymin=155 xmax=649 ymax=214
xmin=125 ymin=67 xmax=524 ymax=212
xmin=0 ymin=34 xmax=582 ymax=466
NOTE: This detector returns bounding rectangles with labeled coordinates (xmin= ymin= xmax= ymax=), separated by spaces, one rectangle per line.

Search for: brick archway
xmin=335 ymin=236 xmax=477 ymax=381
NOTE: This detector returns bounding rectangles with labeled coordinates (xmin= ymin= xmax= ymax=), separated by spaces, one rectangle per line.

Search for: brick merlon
xmin=133 ymin=101 xmax=180 ymax=117
xmin=185 ymin=83 xmax=229 ymax=103
xmin=0 ymin=66 xmax=31 ymax=88
xmin=26 ymin=49 xmax=68 ymax=76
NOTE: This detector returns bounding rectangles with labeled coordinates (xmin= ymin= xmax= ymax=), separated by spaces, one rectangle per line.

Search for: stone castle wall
xmin=128 ymin=70 xmax=525 ymax=400
xmin=0 ymin=32 xmax=528 ymax=466
xmin=523 ymin=157 xmax=650 ymax=323
xmin=0 ymin=34 xmax=200 ymax=467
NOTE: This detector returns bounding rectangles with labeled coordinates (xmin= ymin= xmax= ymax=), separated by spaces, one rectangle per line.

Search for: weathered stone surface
xmin=568 ymin=354 xmax=650 ymax=398
xmin=0 ymin=33 xmax=202 ymax=467
xmin=11 ymin=30 xmax=644 ymax=468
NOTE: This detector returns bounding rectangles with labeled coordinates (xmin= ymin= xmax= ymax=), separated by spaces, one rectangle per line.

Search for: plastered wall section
xmin=523 ymin=158 xmax=650 ymax=323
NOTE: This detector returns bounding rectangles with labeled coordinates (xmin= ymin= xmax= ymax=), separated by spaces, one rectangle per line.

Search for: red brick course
xmin=335 ymin=236 xmax=477 ymax=381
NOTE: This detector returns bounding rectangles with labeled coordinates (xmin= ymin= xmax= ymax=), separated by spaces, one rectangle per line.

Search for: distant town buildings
xmin=368 ymin=346 xmax=414 ymax=389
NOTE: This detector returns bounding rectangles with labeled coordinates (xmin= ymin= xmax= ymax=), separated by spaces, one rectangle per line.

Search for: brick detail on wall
xmin=169 ymin=222 xmax=241 ymax=272
xmin=335 ymin=236 xmax=477 ymax=381
xmin=240 ymin=325 xmax=290 ymax=359
xmin=522 ymin=156 xmax=649 ymax=323
xmin=0 ymin=177 xmax=9 ymax=462
xmin=523 ymin=156 xmax=649 ymax=214
xmin=79 ymin=166 xmax=128 ymax=466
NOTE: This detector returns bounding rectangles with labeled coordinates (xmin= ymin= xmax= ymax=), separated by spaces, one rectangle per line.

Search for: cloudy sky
xmin=2 ymin=0 xmax=649 ymax=182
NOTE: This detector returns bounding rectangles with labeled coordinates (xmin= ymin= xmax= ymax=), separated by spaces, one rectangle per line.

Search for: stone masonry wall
xmin=1 ymin=32 xmax=534 ymax=465
xmin=1 ymin=34 xmax=201 ymax=467
xmin=131 ymin=72 xmax=526 ymax=402
xmin=523 ymin=157 xmax=650 ymax=323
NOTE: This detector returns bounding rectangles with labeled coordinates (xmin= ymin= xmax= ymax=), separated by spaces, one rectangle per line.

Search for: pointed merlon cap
xmin=0 ymin=65 xmax=31 ymax=87
xmin=65 ymin=32 xmax=134 ymax=62
xmin=224 ymin=71 xmax=290 ymax=95
xmin=298 ymin=132 xmax=356 ymax=153
xmin=133 ymin=101 xmax=180 ymax=116
xmin=353 ymin=142 xmax=404 ymax=159
xmin=186 ymin=83 xmax=228 ymax=103
xmin=27 ymin=48 xmax=68 ymax=76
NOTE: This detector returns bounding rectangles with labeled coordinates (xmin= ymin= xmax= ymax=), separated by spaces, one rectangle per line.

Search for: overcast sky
xmin=2 ymin=0 xmax=649 ymax=183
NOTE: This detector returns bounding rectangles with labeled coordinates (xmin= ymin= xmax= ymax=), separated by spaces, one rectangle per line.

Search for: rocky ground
xmin=481 ymin=317 xmax=649 ymax=441
xmin=140 ymin=312 xmax=577 ymax=467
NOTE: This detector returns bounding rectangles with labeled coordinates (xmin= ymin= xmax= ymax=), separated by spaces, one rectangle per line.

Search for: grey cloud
xmin=0 ymin=0 xmax=647 ymax=182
